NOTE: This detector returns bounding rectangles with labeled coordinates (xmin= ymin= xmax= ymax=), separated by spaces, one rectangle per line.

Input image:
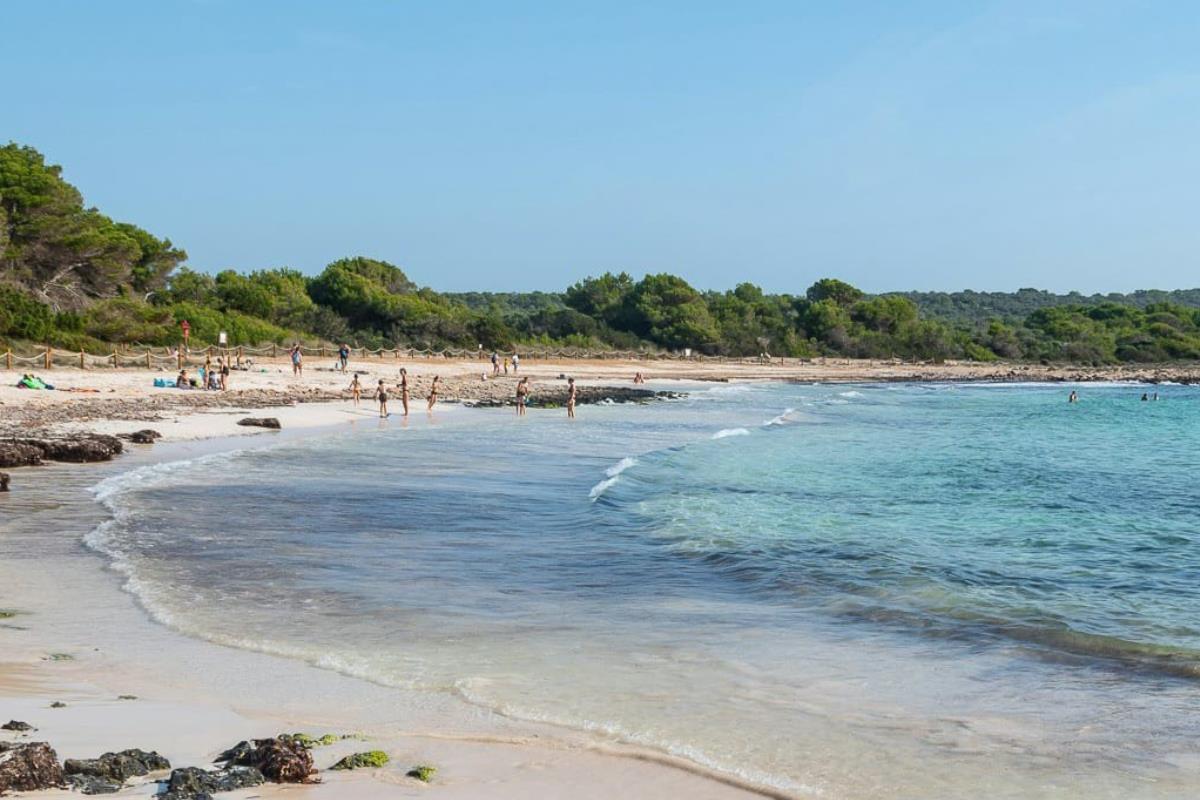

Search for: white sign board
xmin=218 ymin=331 xmax=228 ymax=345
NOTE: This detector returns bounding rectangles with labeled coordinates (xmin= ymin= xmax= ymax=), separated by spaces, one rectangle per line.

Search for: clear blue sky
xmin=5 ymin=1 xmax=1199 ymax=294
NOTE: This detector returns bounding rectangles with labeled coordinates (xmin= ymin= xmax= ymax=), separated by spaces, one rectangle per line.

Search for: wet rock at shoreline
xmin=65 ymin=772 xmax=122 ymax=794
xmin=64 ymin=748 xmax=171 ymax=786
xmin=117 ymin=429 xmax=162 ymax=444
xmin=0 ymin=441 xmax=43 ymax=468
xmin=0 ymin=721 xmax=34 ymax=732
xmin=0 ymin=472 xmax=9 ymax=491
xmin=0 ymin=741 xmax=64 ymax=793
xmin=0 ymin=435 xmax=122 ymax=468
xmin=236 ymin=417 xmax=281 ymax=429
xmin=214 ymin=736 xmax=315 ymax=783
xmin=159 ymin=765 xmax=264 ymax=799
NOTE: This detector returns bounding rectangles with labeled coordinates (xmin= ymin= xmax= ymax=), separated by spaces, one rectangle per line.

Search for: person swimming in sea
xmin=566 ymin=377 xmax=577 ymax=418
xmin=427 ymin=375 xmax=441 ymax=411
xmin=1068 ymin=390 xmax=1078 ymax=403
xmin=516 ymin=376 xmax=529 ymax=416
xmin=375 ymin=379 xmax=389 ymax=418
xmin=1141 ymin=392 xmax=1149 ymax=401
xmin=399 ymin=368 xmax=410 ymax=416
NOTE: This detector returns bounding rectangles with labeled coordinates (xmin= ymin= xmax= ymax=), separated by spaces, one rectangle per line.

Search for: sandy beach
xmin=3 ymin=357 xmax=1199 ymax=799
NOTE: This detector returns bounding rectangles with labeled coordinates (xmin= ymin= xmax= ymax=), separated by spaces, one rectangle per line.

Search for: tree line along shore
xmin=5 ymin=142 xmax=1200 ymax=364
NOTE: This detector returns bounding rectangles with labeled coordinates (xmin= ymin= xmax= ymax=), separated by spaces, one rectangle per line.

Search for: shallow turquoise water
xmin=88 ymin=382 xmax=1200 ymax=798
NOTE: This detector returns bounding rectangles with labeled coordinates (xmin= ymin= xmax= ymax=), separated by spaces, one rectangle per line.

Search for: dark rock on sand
xmin=64 ymin=748 xmax=171 ymax=785
xmin=0 ymin=471 xmax=9 ymax=491
xmin=0 ymin=720 xmax=33 ymax=732
xmin=214 ymin=736 xmax=315 ymax=783
xmin=159 ymin=765 xmax=264 ymax=799
xmin=236 ymin=417 xmax=281 ymax=429
xmin=117 ymin=429 xmax=162 ymax=444
xmin=0 ymin=741 xmax=64 ymax=793
xmin=0 ymin=441 xmax=43 ymax=468
xmin=65 ymin=772 xmax=122 ymax=794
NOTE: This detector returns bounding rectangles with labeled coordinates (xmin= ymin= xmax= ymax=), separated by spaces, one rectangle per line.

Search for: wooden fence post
xmin=45 ymin=347 xmax=52 ymax=369
xmin=5 ymin=351 xmax=11 ymax=370
xmin=80 ymin=350 xmax=85 ymax=369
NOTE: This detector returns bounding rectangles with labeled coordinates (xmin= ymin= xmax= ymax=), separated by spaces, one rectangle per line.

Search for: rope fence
xmin=0 ymin=343 xmax=946 ymax=371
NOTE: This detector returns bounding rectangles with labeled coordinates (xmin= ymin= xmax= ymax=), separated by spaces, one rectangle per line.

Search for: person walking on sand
xmin=290 ymin=343 xmax=303 ymax=376
xmin=219 ymin=357 xmax=230 ymax=391
xmin=375 ymin=379 xmax=389 ymax=418
xmin=491 ymin=351 xmax=500 ymax=376
xmin=427 ymin=375 xmax=441 ymax=411
xmin=399 ymin=368 xmax=410 ymax=416
xmin=516 ymin=376 xmax=529 ymax=416
xmin=512 ymin=352 xmax=520 ymax=373
xmin=567 ymin=377 xmax=577 ymax=419
xmin=338 ymin=343 xmax=350 ymax=372
xmin=348 ymin=372 xmax=362 ymax=406
xmin=503 ymin=357 xmax=509 ymax=375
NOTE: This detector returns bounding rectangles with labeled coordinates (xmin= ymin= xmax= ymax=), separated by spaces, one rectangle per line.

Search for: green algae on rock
xmin=331 ymin=751 xmax=390 ymax=770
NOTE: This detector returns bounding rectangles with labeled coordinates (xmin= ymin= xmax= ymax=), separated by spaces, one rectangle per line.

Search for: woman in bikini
xmin=375 ymin=379 xmax=389 ymax=418
xmin=427 ymin=375 xmax=441 ymax=411
xmin=515 ymin=376 xmax=529 ymax=416
xmin=348 ymin=373 xmax=362 ymax=406
xmin=566 ymin=377 xmax=577 ymax=418
xmin=399 ymin=368 xmax=410 ymax=416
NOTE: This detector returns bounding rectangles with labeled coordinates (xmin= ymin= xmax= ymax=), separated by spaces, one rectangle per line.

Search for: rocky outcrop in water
xmin=214 ymin=736 xmax=314 ymax=783
xmin=235 ymin=417 xmax=281 ymax=429
xmin=466 ymin=386 xmax=684 ymax=408
xmin=159 ymin=765 xmax=264 ymax=799
xmin=0 ymin=741 xmax=64 ymax=793
xmin=0 ymin=721 xmax=33 ymax=732
xmin=0 ymin=435 xmax=123 ymax=468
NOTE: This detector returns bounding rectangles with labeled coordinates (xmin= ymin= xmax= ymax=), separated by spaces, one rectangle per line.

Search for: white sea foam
xmin=711 ymin=428 xmax=750 ymax=439
xmin=763 ymin=407 xmax=796 ymax=426
xmin=589 ymin=455 xmax=640 ymax=501
xmin=838 ymin=390 xmax=864 ymax=398
xmin=606 ymin=456 xmax=639 ymax=477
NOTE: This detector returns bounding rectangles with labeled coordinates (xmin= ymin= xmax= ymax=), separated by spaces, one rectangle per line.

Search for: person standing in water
xmin=399 ymin=368 xmax=410 ymax=416
xmin=1068 ymin=390 xmax=1078 ymax=403
xmin=374 ymin=379 xmax=389 ymax=418
xmin=348 ymin=372 xmax=362 ymax=406
xmin=427 ymin=375 xmax=441 ymax=411
xmin=566 ymin=377 xmax=577 ymax=419
xmin=515 ymin=376 xmax=529 ymax=415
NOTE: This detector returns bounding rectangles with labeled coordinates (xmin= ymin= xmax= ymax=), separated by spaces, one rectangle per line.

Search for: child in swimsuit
xmin=348 ymin=373 xmax=362 ymax=406
xmin=375 ymin=379 xmax=389 ymax=417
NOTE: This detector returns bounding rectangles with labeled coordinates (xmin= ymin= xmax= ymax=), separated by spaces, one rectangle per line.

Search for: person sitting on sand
xmin=176 ymin=369 xmax=190 ymax=389
xmin=567 ymin=377 xmax=577 ymax=419
xmin=348 ymin=373 xmax=362 ymax=406
xmin=427 ymin=375 xmax=441 ymax=411
xmin=516 ymin=376 xmax=529 ymax=416
xmin=206 ymin=368 xmax=220 ymax=391
xmin=399 ymin=368 xmax=410 ymax=416
xmin=375 ymin=379 xmax=389 ymax=418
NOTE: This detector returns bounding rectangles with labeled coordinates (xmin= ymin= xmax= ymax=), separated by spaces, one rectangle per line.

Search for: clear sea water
xmin=88 ymin=382 xmax=1200 ymax=798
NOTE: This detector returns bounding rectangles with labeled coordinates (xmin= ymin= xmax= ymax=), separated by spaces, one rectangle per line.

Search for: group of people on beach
xmin=176 ymin=355 xmax=230 ymax=390
xmin=347 ymin=369 xmax=443 ymax=418
xmin=489 ymin=351 xmax=521 ymax=376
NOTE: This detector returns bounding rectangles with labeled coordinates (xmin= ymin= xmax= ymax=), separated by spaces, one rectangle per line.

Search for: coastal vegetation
xmin=4 ymin=142 xmax=1200 ymax=364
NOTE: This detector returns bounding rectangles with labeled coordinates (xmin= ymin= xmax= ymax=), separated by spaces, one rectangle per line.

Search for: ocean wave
xmin=589 ymin=456 xmax=640 ymax=501
xmin=838 ymin=390 xmax=864 ymax=398
xmin=711 ymin=428 xmax=750 ymax=439
xmin=763 ymin=408 xmax=795 ymax=427
xmin=606 ymin=456 xmax=638 ymax=477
